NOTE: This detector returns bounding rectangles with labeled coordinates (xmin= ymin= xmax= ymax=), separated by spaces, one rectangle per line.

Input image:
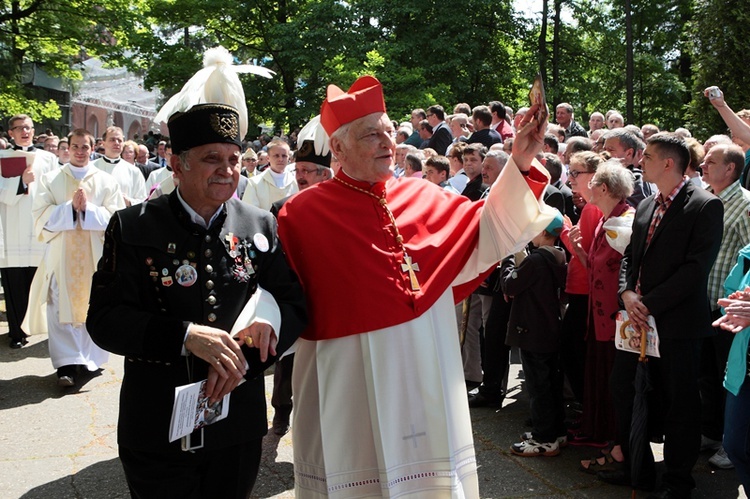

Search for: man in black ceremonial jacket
xmin=86 ymin=98 xmax=306 ymax=497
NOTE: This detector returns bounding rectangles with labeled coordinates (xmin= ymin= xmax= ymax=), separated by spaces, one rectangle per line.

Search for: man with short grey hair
xmin=704 ymin=134 xmax=732 ymax=153
xmin=481 ymin=150 xmax=509 ymax=191
xmin=588 ymin=112 xmax=605 ymax=134
xmin=603 ymin=128 xmax=652 ymax=206
xmin=87 ymin=49 xmax=306 ymax=496
xmin=555 ymin=102 xmax=588 ymax=140
xmin=393 ymin=143 xmax=416 ymax=177
xmin=405 ymin=108 xmax=426 ymax=147
xmin=135 ymin=144 xmax=160 ymax=181
xmin=278 ymin=75 xmax=556 ymax=495
xmin=699 ymin=143 xmax=750 ymax=470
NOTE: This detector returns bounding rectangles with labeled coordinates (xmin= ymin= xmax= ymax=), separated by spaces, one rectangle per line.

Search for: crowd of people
xmin=2 ymin=45 xmax=750 ymax=498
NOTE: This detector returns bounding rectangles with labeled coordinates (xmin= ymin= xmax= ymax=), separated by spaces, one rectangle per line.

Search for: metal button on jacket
xmin=207 ymin=313 xmax=217 ymax=322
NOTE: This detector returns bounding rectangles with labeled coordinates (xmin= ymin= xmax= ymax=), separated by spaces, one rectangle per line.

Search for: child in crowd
xmin=502 ymin=210 xmax=568 ymax=457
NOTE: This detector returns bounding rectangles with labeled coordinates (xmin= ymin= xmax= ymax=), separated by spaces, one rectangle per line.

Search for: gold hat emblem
xmin=210 ymin=113 xmax=239 ymax=138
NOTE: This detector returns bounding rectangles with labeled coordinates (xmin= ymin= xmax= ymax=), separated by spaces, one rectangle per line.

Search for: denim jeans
xmin=725 ymin=380 xmax=750 ymax=492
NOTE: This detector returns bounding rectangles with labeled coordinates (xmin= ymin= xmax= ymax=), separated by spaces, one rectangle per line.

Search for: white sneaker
xmin=520 ymin=431 xmax=568 ymax=448
xmin=708 ymin=446 xmax=734 ymax=469
xmin=700 ymin=435 xmax=722 ymax=452
xmin=511 ymin=438 xmax=560 ymax=457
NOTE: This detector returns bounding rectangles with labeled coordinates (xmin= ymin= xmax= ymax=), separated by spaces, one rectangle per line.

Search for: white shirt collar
xmin=175 ymin=188 xmax=223 ymax=229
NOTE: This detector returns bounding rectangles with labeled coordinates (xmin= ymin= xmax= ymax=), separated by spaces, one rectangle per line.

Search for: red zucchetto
xmin=319 ymin=75 xmax=387 ymax=136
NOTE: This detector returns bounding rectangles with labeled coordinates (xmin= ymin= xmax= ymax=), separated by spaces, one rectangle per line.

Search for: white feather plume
xmin=296 ymin=115 xmax=330 ymax=158
xmin=154 ymin=46 xmax=275 ymax=140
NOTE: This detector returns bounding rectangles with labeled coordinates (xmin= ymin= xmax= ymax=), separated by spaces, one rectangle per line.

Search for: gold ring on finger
xmin=245 ymin=336 xmax=254 ymax=347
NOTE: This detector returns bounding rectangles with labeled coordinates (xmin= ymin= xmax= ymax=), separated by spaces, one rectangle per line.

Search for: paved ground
xmin=0 ymin=317 xmax=744 ymax=498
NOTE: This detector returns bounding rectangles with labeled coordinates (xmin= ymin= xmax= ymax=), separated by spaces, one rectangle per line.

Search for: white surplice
xmin=23 ymin=164 xmax=125 ymax=370
xmin=291 ymin=158 xmax=556 ymax=498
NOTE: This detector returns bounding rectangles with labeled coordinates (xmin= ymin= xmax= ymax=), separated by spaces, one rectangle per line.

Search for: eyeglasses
xmin=292 ymin=168 xmax=322 ymax=175
xmin=568 ymin=170 xmax=593 ymax=179
xmin=426 ymin=113 xmax=434 ymax=118
xmin=11 ymin=125 xmax=33 ymax=132
xmin=242 ymin=158 xmax=257 ymax=162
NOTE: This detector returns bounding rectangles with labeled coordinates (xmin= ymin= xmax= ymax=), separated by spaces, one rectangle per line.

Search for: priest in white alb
xmin=277 ymin=76 xmax=557 ymax=497
xmin=93 ymin=126 xmax=147 ymax=206
xmin=24 ymin=128 xmax=125 ymax=387
xmin=0 ymin=114 xmax=58 ymax=349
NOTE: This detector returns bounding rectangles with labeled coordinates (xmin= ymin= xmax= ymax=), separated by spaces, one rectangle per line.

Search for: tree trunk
xmin=539 ymin=0 xmax=548 ymax=86
xmin=11 ymin=0 xmax=23 ymax=81
xmin=552 ymin=0 xmax=562 ymax=105
xmin=625 ymin=0 xmax=634 ymax=124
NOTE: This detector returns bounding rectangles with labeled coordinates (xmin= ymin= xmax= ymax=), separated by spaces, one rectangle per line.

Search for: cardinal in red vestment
xmin=278 ymin=75 xmax=556 ymax=498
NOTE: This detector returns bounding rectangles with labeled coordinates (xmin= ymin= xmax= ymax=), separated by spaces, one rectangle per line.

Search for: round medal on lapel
xmin=176 ymin=264 xmax=198 ymax=287
xmin=253 ymin=233 xmax=269 ymax=253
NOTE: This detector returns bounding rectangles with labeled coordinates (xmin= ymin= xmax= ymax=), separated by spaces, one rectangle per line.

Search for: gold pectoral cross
xmin=401 ymin=254 xmax=421 ymax=291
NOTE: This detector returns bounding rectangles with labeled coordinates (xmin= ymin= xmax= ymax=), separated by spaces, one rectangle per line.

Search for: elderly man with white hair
xmin=278 ymin=75 xmax=557 ymax=497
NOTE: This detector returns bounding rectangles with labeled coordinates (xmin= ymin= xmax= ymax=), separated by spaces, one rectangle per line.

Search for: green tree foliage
xmin=355 ymin=0 xmax=530 ymax=122
xmin=0 ymin=0 xmax=145 ymax=121
xmin=6 ymin=0 xmax=749 ymax=141
xmin=686 ymin=0 xmax=750 ymax=139
xmin=0 ymin=76 xmax=61 ymax=121
xmin=530 ymin=0 xmax=690 ymax=130
xmin=123 ymin=0 xmax=530 ymax=134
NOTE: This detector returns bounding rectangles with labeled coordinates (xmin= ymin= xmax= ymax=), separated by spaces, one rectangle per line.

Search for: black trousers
xmin=120 ymin=438 xmax=263 ymax=499
xmin=560 ymin=293 xmax=588 ymax=403
xmin=610 ymin=338 xmax=702 ymax=495
xmin=478 ymin=294 xmax=511 ymax=399
xmin=520 ymin=349 xmax=566 ymax=442
xmin=0 ymin=267 xmax=36 ymax=341
xmin=272 ymin=353 xmax=294 ymax=423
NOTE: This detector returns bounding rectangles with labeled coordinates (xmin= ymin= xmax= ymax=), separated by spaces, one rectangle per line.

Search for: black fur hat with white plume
xmin=155 ymin=46 xmax=274 ymax=154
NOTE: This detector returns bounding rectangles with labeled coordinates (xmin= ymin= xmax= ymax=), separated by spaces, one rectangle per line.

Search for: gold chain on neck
xmin=334 ymin=176 xmax=420 ymax=291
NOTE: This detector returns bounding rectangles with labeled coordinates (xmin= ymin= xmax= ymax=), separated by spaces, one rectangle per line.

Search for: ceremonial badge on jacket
xmin=253 ymin=233 xmax=269 ymax=253
xmin=224 ymin=232 xmax=257 ymax=283
xmin=176 ymin=264 xmax=198 ymax=287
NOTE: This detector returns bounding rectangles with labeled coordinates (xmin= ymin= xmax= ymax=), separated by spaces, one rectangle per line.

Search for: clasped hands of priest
xmin=184 ymin=322 xmax=278 ymax=404
xmin=72 ymin=187 xmax=87 ymax=212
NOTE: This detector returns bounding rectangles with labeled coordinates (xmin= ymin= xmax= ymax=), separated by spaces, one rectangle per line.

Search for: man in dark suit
xmin=461 ymin=143 xmax=488 ymax=201
xmin=458 ymin=143 xmax=489 ymax=389
xmin=151 ymin=140 xmax=169 ymax=168
xmin=467 ymin=105 xmax=502 ymax=149
xmin=135 ymin=144 xmax=161 ymax=181
xmin=426 ymin=104 xmax=453 ymax=155
xmin=86 ymin=87 xmax=307 ymax=496
xmin=268 ymin=129 xmax=332 ymax=436
xmin=542 ymin=153 xmax=576 ymax=223
xmin=599 ymin=133 xmax=723 ymax=498
xmin=604 ymin=129 xmax=653 ymax=207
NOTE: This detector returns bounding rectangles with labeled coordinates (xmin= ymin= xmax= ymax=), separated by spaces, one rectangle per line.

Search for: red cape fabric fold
xmin=278 ymin=167 xmax=546 ymax=341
